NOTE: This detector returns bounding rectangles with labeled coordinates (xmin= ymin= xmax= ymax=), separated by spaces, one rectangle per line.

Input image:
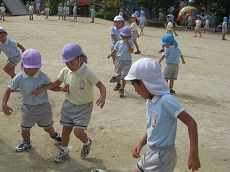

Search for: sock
xmin=61 ymin=146 xmax=68 ymax=153
xmin=83 ymin=139 xmax=90 ymax=146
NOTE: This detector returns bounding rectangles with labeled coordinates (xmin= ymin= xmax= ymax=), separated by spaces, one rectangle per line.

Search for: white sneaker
xmin=54 ymin=150 xmax=69 ymax=163
xmin=15 ymin=141 xmax=32 ymax=152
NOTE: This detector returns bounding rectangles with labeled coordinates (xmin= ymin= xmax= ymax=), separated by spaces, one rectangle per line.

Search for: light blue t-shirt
xmin=8 ymin=70 xmax=51 ymax=105
xmin=138 ymin=16 xmax=146 ymax=24
xmin=146 ymin=94 xmax=184 ymax=147
xmin=110 ymin=26 xmax=121 ymax=45
xmin=114 ymin=40 xmax=134 ymax=61
xmin=222 ymin=21 xmax=227 ymax=29
xmin=58 ymin=6 xmax=64 ymax=12
xmin=0 ymin=38 xmax=20 ymax=58
xmin=162 ymin=46 xmax=182 ymax=64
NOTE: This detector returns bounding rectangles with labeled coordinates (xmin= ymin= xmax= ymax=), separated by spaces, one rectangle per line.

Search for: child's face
xmin=0 ymin=33 xmax=7 ymax=43
xmin=131 ymin=17 xmax=137 ymax=22
xmin=114 ymin=21 xmax=123 ymax=29
xmin=66 ymin=56 xmax=83 ymax=72
xmin=163 ymin=43 xmax=171 ymax=48
xmin=131 ymin=80 xmax=151 ymax=99
xmin=121 ymin=35 xmax=130 ymax=41
xmin=166 ymin=17 xmax=170 ymax=22
xmin=24 ymin=68 xmax=39 ymax=77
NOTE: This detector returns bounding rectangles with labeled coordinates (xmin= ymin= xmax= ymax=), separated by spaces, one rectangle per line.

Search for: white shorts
xmin=114 ymin=60 xmax=131 ymax=77
xmin=131 ymin=31 xmax=138 ymax=42
xmin=21 ymin=102 xmax=53 ymax=130
xmin=136 ymin=145 xmax=177 ymax=172
xmin=60 ymin=100 xmax=93 ymax=130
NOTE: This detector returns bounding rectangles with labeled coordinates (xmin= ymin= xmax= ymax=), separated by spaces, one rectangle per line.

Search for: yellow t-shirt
xmin=195 ymin=20 xmax=201 ymax=26
xmin=131 ymin=22 xmax=138 ymax=31
xmin=58 ymin=63 xmax=99 ymax=105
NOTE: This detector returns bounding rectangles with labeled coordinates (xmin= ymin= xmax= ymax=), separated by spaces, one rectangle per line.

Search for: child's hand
xmin=132 ymin=143 xmax=143 ymax=158
xmin=61 ymin=85 xmax=70 ymax=94
xmin=96 ymin=96 xmax=105 ymax=108
xmin=175 ymin=33 xmax=178 ymax=36
xmin=182 ymin=60 xmax=186 ymax=64
xmin=2 ymin=105 xmax=13 ymax=116
xmin=158 ymin=62 xmax=162 ymax=67
xmin=107 ymin=54 xmax=111 ymax=59
xmin=188 ymin=152 xmax=201 ymax=171
xmin=32 ymin=88 xmax=44 ymax=96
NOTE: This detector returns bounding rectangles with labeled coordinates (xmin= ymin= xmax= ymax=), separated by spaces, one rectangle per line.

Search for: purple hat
xmin=62 ymin=43 xmax=87 ymax=63
xmin=167 ymin=14 xmax=174 ymax=22
xmin=120 ymin=26 xmax=131 ymax=36
xmin=0 ymin=27 xmax=8 ymax=36
xmin=22 ymin=49 xmax=42 ymax=68
xmin=131 ymin=13 xmax=138 ymax=19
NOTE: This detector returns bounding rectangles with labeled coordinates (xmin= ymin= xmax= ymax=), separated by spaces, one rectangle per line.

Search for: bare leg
xmin=132 ymin=169 xmax=138 ymax=172
xmin=134 ymin=41 xmax=140 ymax=52
xmin=74 ymin=128 xmax=88 ymax=144
xmin=21 ymin=130 xmax=30 ymax=142
xmin=44 ymin=126 xmax=55 ymax=135
xmin=61 ymin=126 xmax=73 ymax=147
xmin=4 ymin=62 xmax=16 ymax=78
xmin=169 ymin=79 xmax=174 ymax=89
xmin=121 ymin=77 xmax=126 ymax=89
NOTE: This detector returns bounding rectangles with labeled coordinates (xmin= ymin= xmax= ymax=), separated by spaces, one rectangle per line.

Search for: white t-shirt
xmin=166 ymin=22 xmax=173 ymax=31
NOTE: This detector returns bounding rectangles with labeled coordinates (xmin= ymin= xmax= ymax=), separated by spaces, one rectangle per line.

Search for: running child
xmin=158 ymin=34 xmax=185 ymax=94
xmin=131 ymin=13 xmax=141 ymax=54
xmin=194 ymin=15 xmax=202 ymax=37
xmin=203 ymin=15 xmax=209 ymax=33
xmin=0 ymin=27 xmax=25 ymax=79
xmin=2 ymin=48 xmax=62 ymax=152
xmin=32 ymin=43 xmax=106 ymax=163
xmin=124 ymin=58 xmax=201 ymax=172
xmin=138 ymin=11 xmax=147 ymax=35
xmin=44 ymin=4 xmax=51 ymax=20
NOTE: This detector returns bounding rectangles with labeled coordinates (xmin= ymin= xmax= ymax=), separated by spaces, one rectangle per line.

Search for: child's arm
xmin=158 ymin=55 xmax=165 ymax=66
xmin=107 ymin=49 xmax=116 ymax=59
xmin=32 ymin=80 xmax=63 ymax=95
xmin=2 ymin=88 xmax=14 ymax=116
xmin=132 ymin=132 xmax=147 ymax=158
xmin=177 ymin=111 xmax=201 ymax=171
xmin=17 ymin=43 xmax=25 ymax=52
xmin=111 ymin=34 xmax=118 ymax=44
xmin=95 ymin=81 xmax=106 ymax=108
xmin=180 ymin=55 xmax=186 ymax=64
xmin=124 ymin=38 xmax=134 ymax=53
xmin=171 ymin=27 xmax=178 ymax=36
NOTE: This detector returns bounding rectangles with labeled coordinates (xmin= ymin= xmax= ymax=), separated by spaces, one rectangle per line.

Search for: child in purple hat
xmin=32 ymin=43 xmax=106 ymax=163
xmin=2 ymin=48 xmax=62 ymax=152
xmin=0 ymin=27 xmax=25 ymax=79
xmin=108 ymin=26 xmax=134 ymax=97
xmin=131 ymin=13 xmax=141 ymax=54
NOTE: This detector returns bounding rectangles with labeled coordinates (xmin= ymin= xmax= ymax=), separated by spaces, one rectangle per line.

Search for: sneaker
xmin=110 ymin=76 xmax=116 ymax=83
xmin=119 ymin=89 xmax=124 ymax=98
xmin=170 ymin=89 xmax=176 ymax=94
xmin=50 ymin=132 xmax=62 ymax=144
xmin=15 ymin=141 xmax=32 ymax=152
xmin=114 ymin=83 xmax=121 ymax=91
xmin=54 ymin=150 xmax=69 ymax=163
xmin=222 ymin=38 xmax=226 ymax=40
xmin=80 ymin=138 xmax=92 ymax=158
xmin=134 ymin=50 xmax=141 ymax=54
xmin=158 ymin=49 xmax=164 ymax=52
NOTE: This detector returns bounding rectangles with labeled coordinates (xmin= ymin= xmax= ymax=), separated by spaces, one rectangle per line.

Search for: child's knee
xmin=74 ymin=128 xmax=85 ymax=137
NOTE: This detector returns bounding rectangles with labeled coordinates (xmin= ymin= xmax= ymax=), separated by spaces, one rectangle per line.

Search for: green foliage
xmin=104 ymin=11 xmax=115 ymax=21
xmin=49 ymin=0 xmax=62 ymax=15
xmin=95 ymin=11 xmax=104 ymax=19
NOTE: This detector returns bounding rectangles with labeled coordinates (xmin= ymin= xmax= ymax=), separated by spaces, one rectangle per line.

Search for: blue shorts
xmin=8 ymin=54 xmax=21 ymax=66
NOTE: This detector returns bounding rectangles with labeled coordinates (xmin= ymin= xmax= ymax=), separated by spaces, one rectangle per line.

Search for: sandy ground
xmin=0 ymin=15 xmax=230 ymax=172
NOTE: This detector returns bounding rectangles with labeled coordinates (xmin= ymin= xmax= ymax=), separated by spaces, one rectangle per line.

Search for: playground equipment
xmin=178 ymin=6 xmax=199 ymax=24
xmin=2 ymin=0 xmax=28 ymax=15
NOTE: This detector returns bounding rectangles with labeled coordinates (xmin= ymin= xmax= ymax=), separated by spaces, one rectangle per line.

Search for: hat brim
xmin=62 ymin=53 xmax=87 ymax=63
xmin=23 ymin=64 xmax=42 ymax=69
xmin=124 ymin=74 xmax=137 ymax=81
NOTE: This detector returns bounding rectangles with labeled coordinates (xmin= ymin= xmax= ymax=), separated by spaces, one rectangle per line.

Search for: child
xmin=186 ymin=12 xmax=192 ymax=29
xmin=182 ymin=12 xmax=187 ymax=26
xmin=108 ymin=26 xmax=134 ymax=97
xmin=119 ymin=8 xmax=124 ymax=17
xmin=26 ymin=1 xmax=30 ymax=11
xmin=2 ymin=48 xmax=62 ymax=152
xmin=194 ymin=15 xmax=202 ymax=37
xmin=138 ymin=11 xmax=147 ymax=35
xmin=124 ymin=58 xmax=201 ymax=172
xmin=158 ymin=34 xmax=185 ymax=94
xmin=159 ymin=14 xmax=178 ymax=52
xmin=44 ymin=4 xmax=51 ymax=20
xmin=32 ymin=43 xmax=106 ymax=163
xmin=0 ymin=3 xmax=6 ymax=21
xmin=90 ymin=5 xmax=95 ymax=23
xmin=29 ymin=2 xmax=34 ymax=20
xmin=63 ymin=3 xmax=68 ymax=21
xmin=35 ymin=0 xmax=41 ymax=16
xmin=72 ymin=3 xmax=77 ymax=22
xmin=109 ymin=15 xmax=125 ymax=83
xmin=58 ymin=3 xmax=64 ymax=20
xmin=222 ymin=17 xmax=228 ymax=40
xmin=131 ymin=13 xmax=141 ymax=54
xmin=0 ymin=27 xmax=25 ymax=79
xmin=203 ymin=15 xmax=209 ymax=33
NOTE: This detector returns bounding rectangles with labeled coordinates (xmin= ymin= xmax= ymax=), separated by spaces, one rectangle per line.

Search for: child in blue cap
xmin=0 ymin=3 xmax=6 ymax=21
xmin=158 ymin=34 xmax=185 ymax=94
xmin=32 ymin=43 xmax=106 ymax=163
xmin=124 ymin=58 xmax=201 ymax=172
xmin=0 ymin=27 xmax=25 ymax=79
xmin=222 ymin=17 xmax=228 ymax=40
xmin=138 ymin=11 xmax=146 ymax=35
xmin=2 ymin=48 xmax=62 ymax=152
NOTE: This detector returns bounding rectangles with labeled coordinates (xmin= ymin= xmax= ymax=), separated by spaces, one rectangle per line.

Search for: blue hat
xmin=160 ymin=34 xmax=178 ymax=47
xmin=205 ymin=15 xmax=209 ymax=19
xmin=120 ymin=8 xmax=123 ymax=11
xmin=197 ymin=14 xmax=201 ymax=18
xmin=223 ymin=17 xmax=228 ymax=21
xmin=120 ymin=26 xmax=131 ymax=36
xmin=140 ymin=10 xmax=145 ymax=15
xmin=62 ymin=44 xmax=87 ymax=63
